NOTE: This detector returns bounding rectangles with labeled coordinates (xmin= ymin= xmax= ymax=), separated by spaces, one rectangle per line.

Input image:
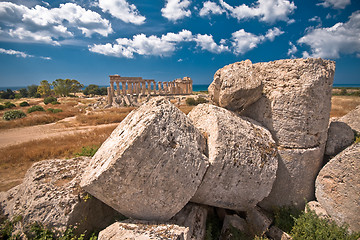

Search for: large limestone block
xmin=0 ymin=158 xmax=121 ymax=236
xmin=338 ymin=105 xmax=360 ymax=133
xmin=260 ymin=145 xmax=325 ymax=210
xmin=208 ymin=59 xmax=262 ymax=111
xmin=325 ymin=121 xmax=354 ymax=156
xmin=316 ymin=143 xmax=360 ymax=232
xmin=188 ymin=104 xmax=278 ymax=210
xmin=98 ymin=221 xmax=188 ymax=240
xmin=80 ymin=97 xmax=209 ymax=221
xmin=242 ymin=58 xmax=335 ymax=148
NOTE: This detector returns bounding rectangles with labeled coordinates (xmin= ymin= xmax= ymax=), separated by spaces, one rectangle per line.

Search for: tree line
xmin=0 ymin=79 xmax=108 ymax=99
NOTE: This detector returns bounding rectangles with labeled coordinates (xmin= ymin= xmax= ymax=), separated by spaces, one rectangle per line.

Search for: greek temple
xmin=107 ymin=75 xmax=193 ymax=105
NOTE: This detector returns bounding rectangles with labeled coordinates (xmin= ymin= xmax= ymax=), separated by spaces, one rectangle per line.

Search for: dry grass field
xmin=0 ymin=94 xmax=358 ymax=192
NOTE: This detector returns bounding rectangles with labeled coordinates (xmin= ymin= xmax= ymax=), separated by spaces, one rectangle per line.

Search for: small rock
xmin=267 ymin=226 xmax=293 ymax=240
xmin=220 ymin=214 xmax=248 ymax=240
xmin=325 ymin=121 xmax=354 ymax=156
xmin=305 ymin=201 xmax=330 ymax=220
xmin=246 ymin=206 xmax=272 ymax=236
xmin=208 ymin=59 xmax=262 ymax=112
xmin=80 ymin=97 xmax=209 ymax=221
xmin=316 ymin=143 xmax=360 ymax=232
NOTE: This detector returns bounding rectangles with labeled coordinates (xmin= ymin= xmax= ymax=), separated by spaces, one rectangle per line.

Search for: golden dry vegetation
xmin=330 ymin=96 xmax=360 ymax=118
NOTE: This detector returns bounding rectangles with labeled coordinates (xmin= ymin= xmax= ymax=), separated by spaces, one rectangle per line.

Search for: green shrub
xmin=273 ymin=206 xmax=301 ymax=233
xmin=75 ymin=145 xmax=100 ymax=157
xmin=44 ymin=96 xmax=57 ymax=105
xmin=4 ymin=102 xmax=16 ymax=109
xmin=186 ymin=97 xmax=208 ymax=106
xmin=47 ymin=108 xmax=63 ymax=113
xmin=27 ymin=105 xmax=45 ymax=113
xmin=51 ymin=101 xmax=60 ymax=105
xmin=186 ymin=97 xmax=197 ymax=106
xmin=0 ymin=105 xmax=4 ymax=110
xmin=291 ymin=209 xmax=360 ymax=240
xmin=205 ymin=212 xmax=221 ymax=240
xmin=19 ymin=101 xmax=30 ymax=107
xmin=0 ymin=216 xmax=22 ymax=239
xmin=2 ymin=110 xmax=26 ymax=121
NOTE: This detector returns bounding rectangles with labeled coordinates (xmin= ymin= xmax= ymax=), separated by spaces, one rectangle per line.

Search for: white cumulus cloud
xmin=199 ymin=1 xmax=225 ymax=17
xmin=317 ymin=0 xmax=351 ymax=9
xmin=0 ymin=2 xmax=112 ymax=45
xmin=231 ymin=27 xmax=284 ymax=54
xmin=0 ymin=47 xmax=51 ymax=59
xmin=298 ymin=10 xmax=360 ymax=58
xmin=98 ymin=0 xmax=145 ymax=25
xmin=287 ymin=41 xmax=298 ymax=58
xmin=219 ymin=0 xmax=296 ymax=24
xmin=161 ymin=0 xmax=191 ymax=22
xmin=194 ymin=34 xmax=229 ymax=53
xmin=89 ymin=29 xmax=232 ymax=57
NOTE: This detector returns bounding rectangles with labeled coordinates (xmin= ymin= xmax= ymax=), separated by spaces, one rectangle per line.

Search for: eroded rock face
xmin=242 ymin=58 xmax=335 ymax=148
xmin=188 ymin=104 xmax=278 ymax=210
xmin=260 ymin=146 xmax=325 ymax=210
xmin=337 ymin=105 xmax=360 ymax=133
xmin=80 ymin=97 xmax=209 ymax=221
xmin=98 ymin=221 xmax=188 ymax=240
xmin=316 ymin=143 xmax=360 ymax=232
xmin=0 ymin=158 xmax=121 ymax=235
xmin=325 ymin=121 xmax=354 ymax=156
xmin=208 ymin=59 xmax=262 ymax=112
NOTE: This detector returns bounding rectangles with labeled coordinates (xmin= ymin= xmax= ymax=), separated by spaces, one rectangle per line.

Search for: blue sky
xmin=0 ymin=0 xmax=359 ymax=87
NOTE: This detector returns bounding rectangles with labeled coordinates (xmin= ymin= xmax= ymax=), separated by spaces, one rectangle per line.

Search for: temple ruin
xmin=107 ymin=75 xmax=193 ymax=105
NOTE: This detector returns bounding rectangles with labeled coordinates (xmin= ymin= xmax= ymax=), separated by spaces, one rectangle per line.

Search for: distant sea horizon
xmin=0 ymin=84 xmax=211 ymax=92
xmin=0 ymin=83 xmax=359 ymax=92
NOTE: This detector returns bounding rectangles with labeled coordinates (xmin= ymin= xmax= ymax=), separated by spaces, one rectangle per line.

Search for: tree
xmin=27 ymin=85 xmax=40 ymax=98
xmin=83 ymin=84 xmax=101 ymax=96
xmin=0 ymin=89 xmax=15 ymax=99
xmin=37 ymin=80 xmax=52 ymax=97
xmin=52 ymin=79 xmax=83 ymax=97
xmin=19 ymin=88 xmax=28 ymax=98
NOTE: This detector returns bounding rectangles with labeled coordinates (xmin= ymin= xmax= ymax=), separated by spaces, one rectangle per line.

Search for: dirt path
xmin=0 ymin=118 xmax=118 ymax=149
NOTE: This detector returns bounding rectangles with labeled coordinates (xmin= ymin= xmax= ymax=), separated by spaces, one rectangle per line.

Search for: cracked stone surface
xmin=80 ymin=97 xmax=209 ymax=221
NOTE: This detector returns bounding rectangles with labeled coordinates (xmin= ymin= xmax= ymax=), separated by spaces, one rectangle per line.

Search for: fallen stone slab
xmin=220 ymin=214 xmax=248 ymax=240
xmin=316 ymin=143 xmax=360 ymax=232
xmin=98 ymin=221 xmax=189 ymax=240
xmin=80 ymin=97 xmax=209 ymax=221
xmin=188 ymin=104 xmax=278 ymax=211
xmin=170 ymin=203 xmax=208 ymax=240
xmin=208 ymin=59 xmax=262 ymax=112
xmin=241 ymin=58 xmax=335 ymax=148
xmin=260 ymin=145 xmax=325 ymax=210
xmin=267 ymin=226 xmax=293 ymax=240
xmin=0 ymin=158 xmax=122 ymax=236
xmin=246 ymin=206 xmax=272 ymax=236
xmin=325 ymin=121 xmax=354 ymax=156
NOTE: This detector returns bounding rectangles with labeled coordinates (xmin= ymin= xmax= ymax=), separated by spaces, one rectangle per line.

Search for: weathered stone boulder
xmin=260 ymin=146 xmax=325 ymax=210
xmin=246 ymin=206 xmax=272 ymax=236
xmin=208 ymin=59 xmax=262 ymax=112
xmin=338 ymin=105 xmax=360 ymax=133
xmin=188 ymin=104 xmax=278 ymax=210
xmin=315 ymin=143 xmax=360 ymax=232
xmin=325 ymin=121 xmax=354 ymax=156
xmin=98 ymin=221 xmax=188 ymax=240
xmin=220 ymin=214 xmax=248 ymax=240
xmin=242 ymin=58 xmax=335 ymax=148
xmin=80 ymin=97 xmax=209 ymax=221
xmin=0 ymin=158 xmax=122 ymax=235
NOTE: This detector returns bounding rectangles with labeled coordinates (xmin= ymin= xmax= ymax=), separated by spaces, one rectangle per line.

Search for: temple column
xmin=158 ymin=82 xmax=162 ymax=95
xmin=142 ymin=81 xmax=146 ymax=95
xmin=116 ymin=81 xmax=120 ymax=96
xmin=110 ymin=81 xmax=115 ymax=97
xmin=165 ymin=82 xmax=169 ymax=95
xmin=152 ymin=81 xmax=156 ymax=94
xmin=146 ymin=81 xmax=151 ymax=94
xmin=122 ymin=81 xmax=126 ymax=95
xmin=185 ymin=81 xmax=189 ymax=94
xmin=129 ymin=82 xmax=133 ymax=95
xmin=107 ymin=87 xmax=112 ymax=105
